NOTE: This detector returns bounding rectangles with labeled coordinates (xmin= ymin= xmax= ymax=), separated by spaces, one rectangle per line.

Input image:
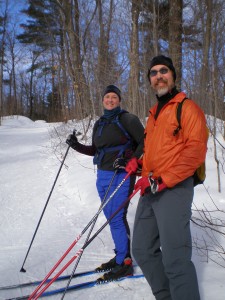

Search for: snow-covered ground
xmin=0 ymin=115 xmax=224 ymax=300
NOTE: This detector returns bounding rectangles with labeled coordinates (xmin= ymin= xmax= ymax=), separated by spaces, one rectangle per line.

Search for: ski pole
xmin=30 ymin=185 xmax=140 ymax=300
xmin=20 ymin=145 xmax=70 ymax=273
xmin=28 ymin=171 xmax=131 ymax=299
xmin=61 ymin=170 xmax=118 ymax=299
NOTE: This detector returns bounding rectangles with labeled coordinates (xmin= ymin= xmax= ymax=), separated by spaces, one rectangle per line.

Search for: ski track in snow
xmin=0 ymin=115 xmax=225 ymax=300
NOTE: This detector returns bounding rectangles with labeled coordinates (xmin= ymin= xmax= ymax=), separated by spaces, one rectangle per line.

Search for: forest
xmin=0 ymin=0 xmax=224 ymax=128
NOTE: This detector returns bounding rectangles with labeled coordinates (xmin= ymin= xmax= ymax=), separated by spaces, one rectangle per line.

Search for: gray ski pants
xmin=132 ymin=177 xmax=200 ymax=300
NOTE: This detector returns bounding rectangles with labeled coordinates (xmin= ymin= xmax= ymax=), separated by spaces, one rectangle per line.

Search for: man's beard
xmin=156 ymin=86 xmax=169 ymax=97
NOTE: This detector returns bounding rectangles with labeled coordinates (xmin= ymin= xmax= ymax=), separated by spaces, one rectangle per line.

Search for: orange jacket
xmin=142 ymin=92 xmax=208 ymax=187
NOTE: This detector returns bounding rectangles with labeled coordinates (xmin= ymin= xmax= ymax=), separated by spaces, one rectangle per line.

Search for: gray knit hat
xmin=147 ymin=55 xmax=176 ymax=81
xmin=102 ymin=85 xmax=121 ymax=101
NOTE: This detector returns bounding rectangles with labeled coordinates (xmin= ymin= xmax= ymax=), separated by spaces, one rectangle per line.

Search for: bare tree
xmin=0 ymin=1 xmax=8 ymax=124
xmin=169 ymin=0 xmax=183 ymax=89
xmin=56 ymin=0 xmax=92 ymax=120
xmin=127 ymin=0 xmax=141 ymax=115
xmin=192 ymin=186 xmax=225 ymax=268
xmin=199 ymin=0 xmax=212 ymax=111
xmin=5 ymin=26 xmax=20 ymax=115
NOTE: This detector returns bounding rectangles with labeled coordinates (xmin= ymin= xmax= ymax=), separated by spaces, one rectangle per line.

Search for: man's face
xmin=149 ymin=64 xmax=175 ymax=97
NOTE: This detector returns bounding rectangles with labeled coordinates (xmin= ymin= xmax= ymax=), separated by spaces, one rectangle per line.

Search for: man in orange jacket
xmin=131 ymin=55 xmax=208 ymax=300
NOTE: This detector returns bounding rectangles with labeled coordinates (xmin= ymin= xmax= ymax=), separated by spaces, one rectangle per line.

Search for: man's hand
xmin=150 ymin=177 xmax=167 ymax=194
xmin=134 ymin=177 xmax=151 ymax=196
xmin=135 ymin=176 xmax=167 ymax=196
xmin=125 ymin=157 xmax=139 ymax=174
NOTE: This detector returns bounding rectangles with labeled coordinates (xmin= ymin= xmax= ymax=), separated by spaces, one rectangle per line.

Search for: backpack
xmin=173 ymin=98 xmax=206 ymax=186
xmin=93 ymin=110 xmax=132 ymax=166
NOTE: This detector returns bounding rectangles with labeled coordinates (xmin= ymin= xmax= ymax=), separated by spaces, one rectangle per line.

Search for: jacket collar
xmin=156 ymin=86 xmax=179 ymax=103
xmin=149 ymin=91 xmax=187 ymax=116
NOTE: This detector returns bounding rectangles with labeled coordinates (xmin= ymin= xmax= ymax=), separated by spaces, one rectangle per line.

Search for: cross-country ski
xmin=6 ymin=274 xmax=144 ymax=300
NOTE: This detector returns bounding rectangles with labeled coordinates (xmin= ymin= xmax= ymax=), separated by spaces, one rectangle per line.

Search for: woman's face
xmin=102 ymin=92 xmax=120 ymax=110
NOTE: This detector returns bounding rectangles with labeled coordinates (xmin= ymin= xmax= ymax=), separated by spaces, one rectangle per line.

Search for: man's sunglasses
xmin=149 ymin=67 xmax=169 ymax=77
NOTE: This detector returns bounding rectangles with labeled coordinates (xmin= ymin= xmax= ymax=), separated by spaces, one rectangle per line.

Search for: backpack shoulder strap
xmin=93 ymin=110 xmax=132 ymax=166
xmin=114 ymin=110 xmax=131 ymax=140
xmin=173 ymin=97 xmax=188 ymax=136
xmin=95 ymin=109 xmax=130 ymax=139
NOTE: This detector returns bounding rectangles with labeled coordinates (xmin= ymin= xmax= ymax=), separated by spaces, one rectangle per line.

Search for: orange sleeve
xmin=162 ymin=101 xmax=208 ymax=187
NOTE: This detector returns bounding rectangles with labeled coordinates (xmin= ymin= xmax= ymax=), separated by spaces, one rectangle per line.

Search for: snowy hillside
xmin=0 ymin=115 xmax=224 ymax=300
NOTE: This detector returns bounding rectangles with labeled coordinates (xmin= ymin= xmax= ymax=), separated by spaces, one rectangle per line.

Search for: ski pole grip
xmin=125 ymin=170 xmax=132 ymax=179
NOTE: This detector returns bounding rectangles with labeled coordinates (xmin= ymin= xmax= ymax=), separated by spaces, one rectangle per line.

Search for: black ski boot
xmin=97 ymin=257 xmax=133 ymax=283
xmin=95 ymin=256 xmax=117 ymax=272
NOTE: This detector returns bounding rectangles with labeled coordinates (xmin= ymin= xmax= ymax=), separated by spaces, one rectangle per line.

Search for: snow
xmin=0 ymin=115 xmax=224 ymax=300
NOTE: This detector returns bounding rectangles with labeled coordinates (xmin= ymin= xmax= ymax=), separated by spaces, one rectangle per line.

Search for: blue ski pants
xmin=132 ymin=177 xmax=200 ymax=300
xmin=96 ymin=170 xmax=134 ymax=264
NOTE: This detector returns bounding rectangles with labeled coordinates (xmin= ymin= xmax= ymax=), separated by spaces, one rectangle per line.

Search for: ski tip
xmin=20 ymin=267 xmax=26 ymax=273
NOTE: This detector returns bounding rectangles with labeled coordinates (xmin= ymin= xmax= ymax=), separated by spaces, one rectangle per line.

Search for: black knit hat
xmin=147 ymin=55 xmax=176 ymax=81
xmin=102 ymin=85 xmax=121 ymax=101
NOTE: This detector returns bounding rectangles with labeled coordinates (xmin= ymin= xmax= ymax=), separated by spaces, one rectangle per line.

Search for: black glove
xmin=113 ymin=158 xmax=127 ymax=169
xmin=66 ymin=130 xmax=78 ymax=149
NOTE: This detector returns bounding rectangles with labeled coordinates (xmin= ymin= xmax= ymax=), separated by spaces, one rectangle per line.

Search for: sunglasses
xmin=149 ymin=67 xmax=169 ymax=77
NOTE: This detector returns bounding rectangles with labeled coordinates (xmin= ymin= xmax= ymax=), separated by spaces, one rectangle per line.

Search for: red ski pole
xmin=30 ymin=185 xmax=140 ymax=299
xmin=28 ymin=171 xmax=132 ymax=299
xmin=60 ymin=170 xmax=118 ymax=299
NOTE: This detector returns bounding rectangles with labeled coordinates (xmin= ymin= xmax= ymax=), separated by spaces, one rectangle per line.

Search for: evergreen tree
xmin=18 ymin=0 xmax=60 ymax=50
xmin=17 ymin=0 xmax=63 ymax=121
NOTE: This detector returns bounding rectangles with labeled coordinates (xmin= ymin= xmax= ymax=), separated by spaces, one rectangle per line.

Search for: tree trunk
xmin=152 ymin=0 xmax=159 ymax=55
xmin=199 ymin=0 xmax=212 ymax=110
xmin=96 ymin=0 xmax=120 ymax=116
xmin=128 ymin=0 xmax=140 ymax=115
xmin=169 ymin=0 xmax=183 ymax=90
xmin=0 ymin=3 xmax=8 ymax=124
xmin=211 ymin=19 xmax=221 ymax=193
xmin=58 ymin=0 xmax=92 ymax=120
